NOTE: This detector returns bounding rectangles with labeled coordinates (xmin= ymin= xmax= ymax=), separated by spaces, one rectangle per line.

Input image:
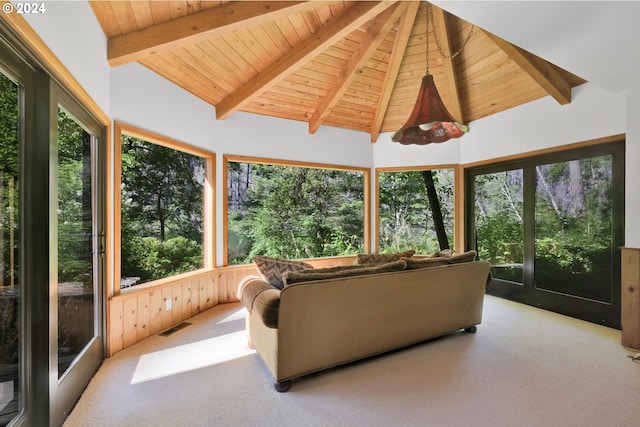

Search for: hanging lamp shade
xmin=391 ymin=73 xmax=469 ymax=145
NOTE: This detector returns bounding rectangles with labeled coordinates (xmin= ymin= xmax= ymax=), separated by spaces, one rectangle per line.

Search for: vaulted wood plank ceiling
xmin=91 ymin=1 xmax=586 ymax=142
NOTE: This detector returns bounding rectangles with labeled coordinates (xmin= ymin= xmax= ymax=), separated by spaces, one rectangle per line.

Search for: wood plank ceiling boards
xmin=91 ymin=1 xmax=586 ymax=142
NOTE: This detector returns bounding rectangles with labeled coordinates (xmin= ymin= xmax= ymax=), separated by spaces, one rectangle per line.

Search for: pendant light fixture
xmin=392 ymin=2 xmax=474 ymax=145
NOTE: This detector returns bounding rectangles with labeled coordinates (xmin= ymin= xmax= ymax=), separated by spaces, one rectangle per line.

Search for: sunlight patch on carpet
xmin=216 ymin=308 xmax=246 ymax=325
xmin=130 ymin=330 xmax=255 ymax=384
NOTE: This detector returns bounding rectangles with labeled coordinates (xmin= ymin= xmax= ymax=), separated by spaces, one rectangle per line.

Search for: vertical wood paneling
xmin=181 ymin=281 xmax=193 ymax=318
xmin=172 ymin=283 xmax=183 ymax=325
xmin=122 ymin=297 xmax=138 ymax=349
xmin=622 ymin=248 xmax=640 ymax=351
xmin=108 ymin=298 xmax=124 ymax=356
xmin=137 ymin=292 xmax=150 ymax=341
xmin=148 ymin=290 xmax=163 ymax=335
xmin=161 ymin=287 xmax=173 ymax=330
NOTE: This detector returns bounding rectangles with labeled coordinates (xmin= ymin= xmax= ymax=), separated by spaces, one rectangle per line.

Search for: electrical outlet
xmin=165 ymin=298 xmax=172 ymax=311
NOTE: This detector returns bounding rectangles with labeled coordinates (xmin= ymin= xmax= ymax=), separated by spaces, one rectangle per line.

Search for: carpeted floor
xmin=63 ymin=295 xmax=640 ymax=427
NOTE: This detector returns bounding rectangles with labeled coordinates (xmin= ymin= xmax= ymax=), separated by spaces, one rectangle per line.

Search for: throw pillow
xmin=254 ymin=255 xmax=313 ymax=289
xmin=430 ymin=249 xmax=453 ymax=258
xmin=445 ymin=250 xmax=477 ymax=264
xmin=403 ymin=250 xmax=477 ymax=269
xmin=402 ymin=257 xmax=450 ymax=270
xmin=283 ymin=260 xmax=407 ymax=286
xmin=357 ymin=249 xmax=415 ymax=265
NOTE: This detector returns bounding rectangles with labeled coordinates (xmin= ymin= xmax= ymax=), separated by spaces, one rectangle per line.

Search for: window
xmin=377 ymin=168 xmax=455 ymax=254
xmin=116 ymin=123 xmax=214 ymax=291
xmin=225 ymin=157 xmax=369 ymax=265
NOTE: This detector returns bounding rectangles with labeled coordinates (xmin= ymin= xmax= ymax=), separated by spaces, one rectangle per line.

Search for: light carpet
xmin=63 ymin=295 xmax=640 ymax=427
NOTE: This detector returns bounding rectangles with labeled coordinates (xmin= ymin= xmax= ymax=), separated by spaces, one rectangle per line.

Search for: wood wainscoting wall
xmin=622 ymin=247 xmax=640 ymax=351
xmin=107 ymin=256 xmax=357 ymax=356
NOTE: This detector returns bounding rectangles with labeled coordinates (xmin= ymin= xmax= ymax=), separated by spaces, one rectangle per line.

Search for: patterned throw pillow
xmin=254 ymin=255 xmax=313 ymax=289
xmin=357 ymin=249 xmax=415 ymax=265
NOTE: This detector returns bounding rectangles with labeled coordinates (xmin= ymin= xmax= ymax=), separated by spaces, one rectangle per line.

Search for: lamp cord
xmin=425 ymin=1 xmax=475 ymax=75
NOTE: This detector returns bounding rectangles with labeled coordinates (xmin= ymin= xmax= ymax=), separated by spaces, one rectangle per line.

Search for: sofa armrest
xmin=240 ymin=276 xmax=280 ymax=329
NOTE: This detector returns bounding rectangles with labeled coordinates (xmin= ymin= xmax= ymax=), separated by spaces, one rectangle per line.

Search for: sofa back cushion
xmin=254 ymin=255 xmax=313 ymax=289
xmin=403 ymin=250 xmax=477 ymax=270
xmin=283 ymin=260 xmax=407 ymax=286
xmin=356 ymin=250 xmax=415 ymax=265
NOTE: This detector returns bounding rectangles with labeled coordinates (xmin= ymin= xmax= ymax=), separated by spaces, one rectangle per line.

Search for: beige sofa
xmin=241 ymin=258 xmax=491 ymax=391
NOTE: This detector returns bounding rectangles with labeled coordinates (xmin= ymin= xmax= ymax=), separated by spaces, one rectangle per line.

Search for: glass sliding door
xmin=0 ymin=66 xmax=20 ymax=427
xmin=467 ymin=141 xmax=624 ymax=328
xmin=56 ymin=106 xmax=97 ymax=377
xmin=52 ymin=94 xmax=104 ymax=426
xmin=534 ymin=157 xmax=615 ymax=303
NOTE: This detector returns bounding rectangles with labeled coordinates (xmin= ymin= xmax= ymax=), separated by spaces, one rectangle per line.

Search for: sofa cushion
xmin=283 ymin=260 xmax=407 ymax=285
xmin=356 ymin=250 xmax=415 ymax=265
xmin=294 ymin=264 xmax=365 ymax=275
xmin=431 ymin=249 xmax=453 ymax=258
xmin=446 ymin=250 xmax=477 ymax=263
xmin=402 ymin=257 xmax=450 ymax=270
xmin=403 ymin=250 xmax=478 ymax=270
xmin=254 ymin=255 xmax=313 ymax=289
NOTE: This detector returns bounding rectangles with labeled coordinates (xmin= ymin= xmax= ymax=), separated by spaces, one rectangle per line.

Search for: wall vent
xmin=159 ymin=322 xmax=192 ymax=337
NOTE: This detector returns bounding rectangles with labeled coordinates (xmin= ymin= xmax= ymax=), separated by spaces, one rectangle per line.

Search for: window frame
xmin=375 ymin=164 xmax=461 ymax=253
xmin=223 ymin=154 xmax=371 ymax=266
xmin=114 ymin=122 xmax=215 ymax=296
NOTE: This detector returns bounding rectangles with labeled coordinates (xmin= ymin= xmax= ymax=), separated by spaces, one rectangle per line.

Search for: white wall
xmin=626 ymin=86 xmax=640 ymax=247
xmin=22 ymin=1 xmax=110 ymax=115
xmin=457 ymin=83 xmax=626 ymax=164
xmin=373 ymin=132 xmax=461 ymax=168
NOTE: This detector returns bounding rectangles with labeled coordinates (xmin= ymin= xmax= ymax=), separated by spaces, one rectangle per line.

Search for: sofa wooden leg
xmin=464 ymin=326 xmax=477 ymax=333
xmin=275 ymin=380 xmax=292 ymax=393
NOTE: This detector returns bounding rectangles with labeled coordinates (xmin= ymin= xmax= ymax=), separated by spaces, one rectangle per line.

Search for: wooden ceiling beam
xmin=370 ymin=1 xmax=420 ymax=143
xmin=432 ymin=5 xmax=465 ymax=123
xmin=216 ymin=1 xmax=397 ymax=121
xmin=107 ymin=1 xmax=322 ymax=67
xmin=308 ymin=2 xmax=405 ymax=135
xmin=483 ymin=30 xmax=572 ymax=105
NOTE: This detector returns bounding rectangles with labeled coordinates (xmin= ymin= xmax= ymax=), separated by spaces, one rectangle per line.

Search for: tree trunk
xmin=421 ymin=170 xmax=449 ymax=250
xmin=536 ymin=166 xmax=563 ymax=221
xmin=568 ymin=160 xmax=585 ymax=216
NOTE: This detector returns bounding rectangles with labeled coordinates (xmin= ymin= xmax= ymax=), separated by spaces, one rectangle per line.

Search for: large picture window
xmin=225 ymin=157 xmax=368 ymax=265
xmin=377 ymin=168 xmax=455 ymax=254
xmin=116 ymin=124 xmax=214 ymax=291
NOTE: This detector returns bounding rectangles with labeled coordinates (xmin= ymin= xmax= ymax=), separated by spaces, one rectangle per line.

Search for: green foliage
xmin=57 ymin=108 xmax=93 ymax=285
xmin=378 ymin=170 xmax=454 ymax=254
xmin=120 ymin=136 xmax=205 ymax=284
xmin=121 ymin=235 xmax=202 ymax=282
xmin=228 ymin=163 xmax=364 ymax=264
xmin=0 ymin=73 xmax=19 ymax=286
xmin=474 ymin=170 xmax=524 ymax=268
